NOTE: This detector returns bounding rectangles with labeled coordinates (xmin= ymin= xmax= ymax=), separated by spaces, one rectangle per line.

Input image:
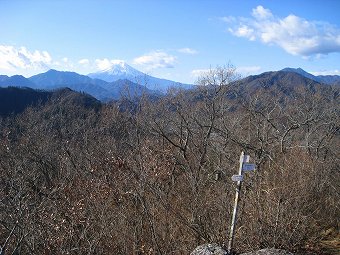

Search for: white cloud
xmin=230 ymin=25 xmax=256 ymax=41
xmin=236 ymin=66 xmax=262 ymax=74
xmin=191 ymin=69 xmax=211 ymax=78
xmin=0 ymin=45 xmax=132 ymax=76
xmin=0 ymin=45 xmax=52 ymax=75
xmin=133 ymin=50 xmax=176 ymax=69
xmin=78 ymin=58 xmax=90 ymax=65
xmin=178 ymin=48 xmax=198 ymax=54
xmin=95 ymin=58 xmax=125 ymax=71
xmin=224 ymin=6 xmax=340 ymax=57
xmin=252 ymin=5 xmax=273 ymax=20
xmin=220 ymin=16 xmax=236 ymax=23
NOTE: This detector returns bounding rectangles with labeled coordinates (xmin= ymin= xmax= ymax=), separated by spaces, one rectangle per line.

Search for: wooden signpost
xmin=227 ymin=151 xmax=256 ymax=253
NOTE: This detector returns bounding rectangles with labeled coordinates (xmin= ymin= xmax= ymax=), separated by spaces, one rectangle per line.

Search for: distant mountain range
xmin=0 ymin=63 xmax=192 ymax=101
xmin=0 ymin=66 xmax=338 ymax=102
xmin=0 ymin=70 xmax=161 ymax=102
xmin=0 ymin=74 xmax=37 ymax=88
xmin=28 ymin=69 xmax=159 ymax=101
xmin=88 ymin=61 xmax=193 ymax=92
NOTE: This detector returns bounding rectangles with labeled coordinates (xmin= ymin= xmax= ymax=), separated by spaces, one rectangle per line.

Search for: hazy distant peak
xmin=102 ymin=60 xmax=126 ymax=71
xmin=45 ymin=69 xmax=77 ymax=74
xmin=282 ymin=67 xmax=308 ymax=74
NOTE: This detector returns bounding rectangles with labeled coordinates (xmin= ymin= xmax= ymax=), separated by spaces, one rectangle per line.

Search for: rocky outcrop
xmin=241 ymin=248 xmax=294 ymax=255
xmin=191 ymin=245 xmax=294 ymax=255
xmin=190 ymin=243 xmax=228 ymax=255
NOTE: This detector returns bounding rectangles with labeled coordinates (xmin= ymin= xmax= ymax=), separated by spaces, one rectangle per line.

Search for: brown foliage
xmin=0 ymin=67 xmax=339 ymax=254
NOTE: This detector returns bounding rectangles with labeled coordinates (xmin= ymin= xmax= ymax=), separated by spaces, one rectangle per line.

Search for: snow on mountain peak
xmin=99 ymin=60 xmax=124 ymax=72
xmin=88 ymin=61 xmax=192 ymax=92
xmin=88 ymin=61 xmax=145 ymax=82
xmin=99 ymin=61 xmax=140 ymax=76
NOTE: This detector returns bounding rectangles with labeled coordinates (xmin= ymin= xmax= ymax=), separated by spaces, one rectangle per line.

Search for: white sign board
xmin=243 ymin=155 xmax=250 ymax=163
xmin=232 ymin=174 xmax=243 ymax=182
xmin=242 ymin=163 xmax=256 ymax=171
xmin=240 ymin=154 xmax=250 ymax=163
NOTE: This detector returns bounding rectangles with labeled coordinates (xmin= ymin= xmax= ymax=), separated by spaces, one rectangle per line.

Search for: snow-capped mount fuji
xmin=88 ymin=61 xmax=144 ymax=82
xmin=88 ymin=61 xmax=193 ymax=93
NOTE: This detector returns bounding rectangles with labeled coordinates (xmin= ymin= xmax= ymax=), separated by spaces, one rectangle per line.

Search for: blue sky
xmin=1 ymin=0 xmax=340 ymax=83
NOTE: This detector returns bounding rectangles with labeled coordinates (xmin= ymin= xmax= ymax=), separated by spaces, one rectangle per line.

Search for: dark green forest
xmin=0 ymin=67 xmax=339 ymax=254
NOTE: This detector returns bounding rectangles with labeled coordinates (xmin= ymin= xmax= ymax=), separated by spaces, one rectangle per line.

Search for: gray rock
xmin=241 ymin=248 xmax=294 ymax=255
xmin=190 ymin=243 xmax=228 ymax=255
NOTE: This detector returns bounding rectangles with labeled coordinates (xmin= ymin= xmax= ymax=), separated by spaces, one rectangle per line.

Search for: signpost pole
xmin=227 ymin=151 xmax=245 ymax=253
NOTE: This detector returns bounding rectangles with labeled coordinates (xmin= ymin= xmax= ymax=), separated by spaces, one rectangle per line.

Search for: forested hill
xmin=237 ymin=70 xmax=328 ymax=93
xmin=0 ymin=87 xmax=51 ymax=117
xmin=0 ymin=87 xmax=101 ymax=117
